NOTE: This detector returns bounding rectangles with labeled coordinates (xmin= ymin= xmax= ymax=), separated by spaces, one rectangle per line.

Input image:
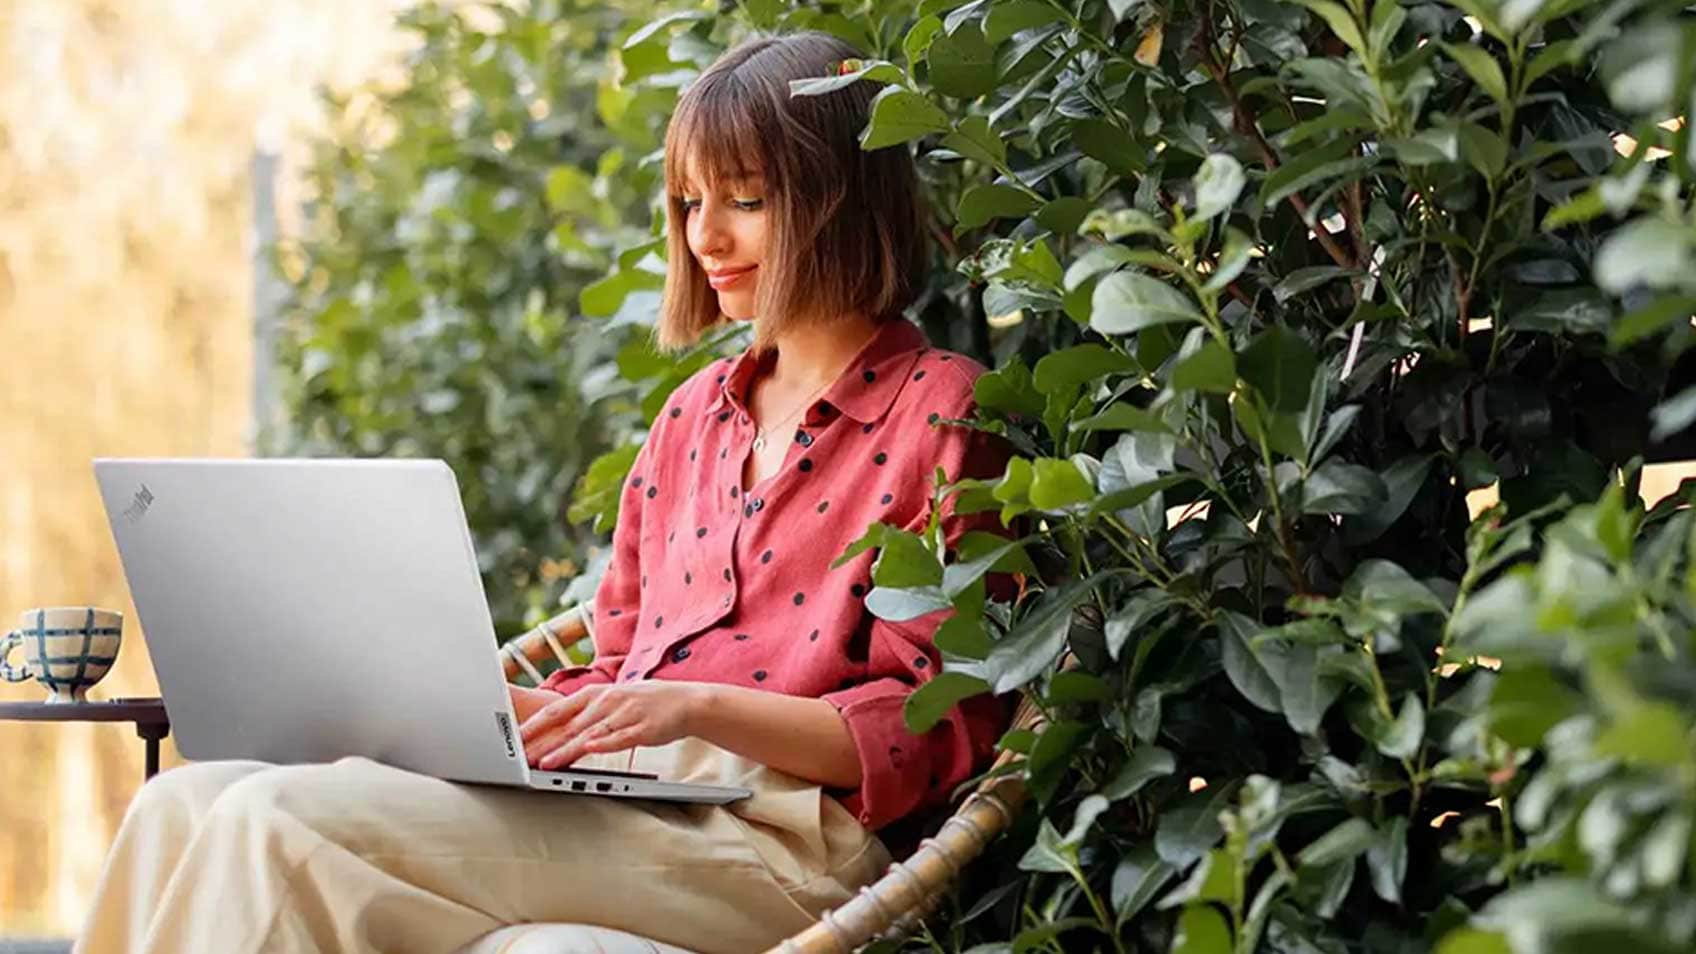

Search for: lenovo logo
xmin=121 ymin=485 xmax=155 ymax=525
xmin=494 ymin=711 xmax=517 ymax=759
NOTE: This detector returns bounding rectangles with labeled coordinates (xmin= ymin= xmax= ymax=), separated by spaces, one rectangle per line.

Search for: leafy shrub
xmin=584 ymin=1 xmax=1696 ymax=951
xmin=281 ymin=0 xmax=1696 ymax=948
xmin=267 ymin=0 xmax=667 ymax=632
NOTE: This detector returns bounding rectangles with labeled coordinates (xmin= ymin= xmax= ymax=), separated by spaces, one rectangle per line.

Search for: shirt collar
xmin=707 ymin=319 xmax=930 ymax=426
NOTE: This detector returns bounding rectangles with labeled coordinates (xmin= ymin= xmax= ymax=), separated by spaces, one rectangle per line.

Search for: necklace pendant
xmin=752 ymin=434 xmax=766 ymax=452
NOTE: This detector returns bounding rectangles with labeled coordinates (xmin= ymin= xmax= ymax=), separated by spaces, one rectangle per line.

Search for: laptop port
xmin=595 ymin=782 xmax=611 ymax=792
xmin=551 ymin=778 xmax=562 ymax=786
xmin=571 ymin=781 xmax=586 ymax=792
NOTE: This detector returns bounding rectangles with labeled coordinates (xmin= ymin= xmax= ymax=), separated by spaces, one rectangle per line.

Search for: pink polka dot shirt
xmin=542 ymin=318 xmax=1018 ymax=831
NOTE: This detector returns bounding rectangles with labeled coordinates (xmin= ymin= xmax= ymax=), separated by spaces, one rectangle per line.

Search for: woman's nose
xmin=690 ymin=205 xmax=731 ymax=257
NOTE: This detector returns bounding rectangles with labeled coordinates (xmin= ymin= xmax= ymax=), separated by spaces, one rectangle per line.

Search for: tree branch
xmin=1197 ymin=31 xmax=1357 ymax=271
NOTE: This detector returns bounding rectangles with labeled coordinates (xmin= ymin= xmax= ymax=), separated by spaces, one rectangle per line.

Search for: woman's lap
xmin=101 ymin=736 xmax=888 ymax=953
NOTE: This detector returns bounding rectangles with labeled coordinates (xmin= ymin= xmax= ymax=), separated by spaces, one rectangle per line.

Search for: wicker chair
xmin=457 ymin=600 xmax=1044 ymax=954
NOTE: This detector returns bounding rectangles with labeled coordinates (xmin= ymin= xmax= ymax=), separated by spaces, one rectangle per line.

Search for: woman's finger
xmin=553 ymin=693 xmax=627 ymax=746
xmin=538 ymin=721 xmax=642 ymax=770
xmin=518 ymin=689 xmax=590 ymax=744
xmin=527 ymin=697 xmax=625 ymax=766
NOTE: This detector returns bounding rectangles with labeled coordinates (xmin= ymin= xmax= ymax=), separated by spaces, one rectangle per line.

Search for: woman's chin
xmin=717 ymin=296 xmax=757 ymax=321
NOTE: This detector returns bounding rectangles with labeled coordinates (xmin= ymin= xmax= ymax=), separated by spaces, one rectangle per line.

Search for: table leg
xmin=136 ymin=722 xmax=170 ymax=782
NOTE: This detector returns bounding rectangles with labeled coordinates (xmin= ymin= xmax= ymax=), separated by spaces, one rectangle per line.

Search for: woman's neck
xmin=761 ymin=312 xmax=882 ymax=395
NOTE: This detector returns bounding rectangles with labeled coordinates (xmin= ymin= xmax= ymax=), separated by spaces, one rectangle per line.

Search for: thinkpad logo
xmin=495 ymin=711 xmax=517 ymax=759
xmin=121 ymin=484 xmax=155 ymax=524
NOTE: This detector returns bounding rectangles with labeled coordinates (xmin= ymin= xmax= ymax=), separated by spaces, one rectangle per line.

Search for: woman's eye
xmin=679 ymin=197 xmax=763 ymax=213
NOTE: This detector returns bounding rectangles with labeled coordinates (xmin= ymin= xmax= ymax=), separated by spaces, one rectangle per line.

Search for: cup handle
xmin=0 ymin=630 xmax=30 ymax=682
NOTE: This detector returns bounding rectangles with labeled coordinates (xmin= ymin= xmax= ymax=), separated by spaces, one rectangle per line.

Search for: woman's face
xmin=680 ymin=161 xmax=768 ymax=321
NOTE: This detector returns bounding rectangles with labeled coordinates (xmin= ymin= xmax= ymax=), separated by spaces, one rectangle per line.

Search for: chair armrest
xmin=498 ymin=600 xmax=595 ymax=684
xmin=766 ymin=655 xmax=1068 ymax=954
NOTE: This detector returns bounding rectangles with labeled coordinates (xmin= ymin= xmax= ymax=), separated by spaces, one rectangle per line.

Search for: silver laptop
xmin=93 ymin=457 xmax=748 ymax=804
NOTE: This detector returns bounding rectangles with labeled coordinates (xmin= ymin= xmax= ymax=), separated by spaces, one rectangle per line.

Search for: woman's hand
xmin=509 ymin=684 xmax=559 ymax=723
xmin=517 ymin=680 xmax=710 ymax=770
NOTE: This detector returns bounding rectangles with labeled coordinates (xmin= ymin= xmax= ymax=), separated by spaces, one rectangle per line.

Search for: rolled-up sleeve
xmin=541 ymin=436 xmax=653 ymax=696
xmin=823 ymin=408 xmax=1020 ymax=830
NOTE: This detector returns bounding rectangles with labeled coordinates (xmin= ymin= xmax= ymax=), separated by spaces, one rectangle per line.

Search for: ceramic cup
xmin=0 ymin=607 xmax=124 ymax=704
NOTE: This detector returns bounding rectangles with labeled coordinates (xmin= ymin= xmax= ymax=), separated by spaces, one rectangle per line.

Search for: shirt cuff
xmin=821 ymin=676 xmax=984 ymax=831
xmin=539 ymin=661 xmax=618 ymax=696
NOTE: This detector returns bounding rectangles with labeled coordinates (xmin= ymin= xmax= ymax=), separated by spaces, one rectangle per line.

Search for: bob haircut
xmin=657 ymin=31 xmax=930 ymax=354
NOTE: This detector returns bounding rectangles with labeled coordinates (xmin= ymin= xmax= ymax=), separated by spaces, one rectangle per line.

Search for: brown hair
xmin=657 ymin=31 xmax=930 ymax=354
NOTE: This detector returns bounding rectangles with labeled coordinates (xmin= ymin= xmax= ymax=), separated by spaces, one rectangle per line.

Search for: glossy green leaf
xmin=1365 ymin=817 xmax=1408 ymax=904
xmin=1028 ymin=457 xmax=1095 ymax=510
xmin=1032 ymin=344 xmax=1136 ymax=396
xmin=1103 ymin=745 xmax=1176 ymax=799
xmin=1156 ymin=783 xmax=1237 ymax=868
xmin=1076 ymin=403 xmax=1174 ymax=434
xmin=982 ymin=575 xmax=1109 ymax=693
xmin=864 ymin=585 xmax=953 ymax=621
xmin=1173 ymin=905 xmax=1231 ymax=954
xmin=1204 ymin=228 xmax=1254 ymax=293
xmin=1111 ymin=844 xmax=1175 ymax=922
xmin=1299 ymin=817 xmax=1375 ymax=867
xmin=789 ymin=60 xmax=905 ymax=96
xmin=975 ymin=360 xmax=1047 ymax=417
xmin=928 ymin=22 xmax=997 ymax=99
xmin=904 ymin=671 xmax=991 ymax=733
xmin=1170 ymin=340 xmax=1237 ymax=393
xmin=1260 ymin=136 xmax=1358 ymax=206
xmin=957 ymin=183 xmax=1041 ymax=229
xmin=860 ymin=87 xmax=950 ymax=149
xmin=1488 ymin=663 xmax=1582 ymax=747
xmin=1434 ymin=929 xmax=1511 ymax=954
xmin=1296 ymin=0 xmax=1367 ymax=59
xmin=1220 ymin=611 xmax=1282 ymax=714
xmin=1595 ymin=703 xmax=1690 ymax=767
xmin=1301 ymin=460 xmax=1388 ymax=515
xmin=940 ymin=115 xmax=1006 ymax=166
xmin=1239 ymin=326 xmax=1318 ymax=413
xmin=1442 ymin=42 xmax=1509 ymax=111
xmin=1090 ymin=271 xmax=1203 ymax=335
xmin=1374 ymin=693 xmax=1425 ymax=759
xmin=1193 ymin=153 xmax=1246 ymax=221
xmin=871 ymin=530 xmax=945 ymax=588
xmin=1070 ymin=118 xmax=1142 ymax=177
xmin=1610 ymin=294 xmax=1696 ymax=347
xmin=902 ymin=14 xmax=944 ymax=66
xmin=1595 ymin=219 xmax=1696 ymax=294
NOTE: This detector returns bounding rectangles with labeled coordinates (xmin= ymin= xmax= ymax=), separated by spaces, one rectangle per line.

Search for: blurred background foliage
xmin=269 ymin=0 xmax=1696 ymax=951
xmin=264 ymin=0 xmax=684 ymax=633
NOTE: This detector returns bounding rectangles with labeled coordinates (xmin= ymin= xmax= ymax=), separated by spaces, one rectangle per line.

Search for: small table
xmin=0 ymin=697 xmax=170 ymax=782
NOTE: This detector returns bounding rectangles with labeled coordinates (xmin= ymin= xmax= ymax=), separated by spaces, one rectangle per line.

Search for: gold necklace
xmin=752 ymin=375 xmax=836 ymax=452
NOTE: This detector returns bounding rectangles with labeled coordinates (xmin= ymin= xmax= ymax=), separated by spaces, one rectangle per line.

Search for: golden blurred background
xmin=0 ymin=0 xmax=413 ymax=935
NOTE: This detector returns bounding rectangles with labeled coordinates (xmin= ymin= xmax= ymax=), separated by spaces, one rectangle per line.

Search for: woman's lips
xmin=708 ymin=265 xmax=756 ymax=289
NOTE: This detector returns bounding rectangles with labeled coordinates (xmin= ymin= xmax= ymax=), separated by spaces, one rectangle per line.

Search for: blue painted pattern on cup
xmin=0 ymin=606 xmax=123 ymax=704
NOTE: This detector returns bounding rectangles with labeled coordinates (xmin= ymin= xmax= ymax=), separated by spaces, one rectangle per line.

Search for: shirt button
xmin=753 ymin=498 xmax=765 ymax=511
xmin=744 ymin=504 xmax=754 ymax=518
xmin=672 ymin=647 xmax=691 ymax=662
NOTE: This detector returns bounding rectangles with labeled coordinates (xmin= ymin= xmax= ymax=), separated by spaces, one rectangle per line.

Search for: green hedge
xmin=278 ymin=0 xmax=1696 ymax=950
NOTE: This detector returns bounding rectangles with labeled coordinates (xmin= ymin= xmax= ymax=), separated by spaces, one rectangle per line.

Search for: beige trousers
xmin=73 ymin=737 xmax=893 ymax=954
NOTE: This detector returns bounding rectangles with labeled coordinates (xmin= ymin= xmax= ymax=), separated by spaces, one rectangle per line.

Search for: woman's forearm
xmin=687 ymin=683 xmax=862 ymax=789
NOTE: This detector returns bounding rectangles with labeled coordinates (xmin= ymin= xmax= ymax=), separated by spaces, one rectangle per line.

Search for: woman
xmin=75 ymin=30 xmax=1015 ymax=954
